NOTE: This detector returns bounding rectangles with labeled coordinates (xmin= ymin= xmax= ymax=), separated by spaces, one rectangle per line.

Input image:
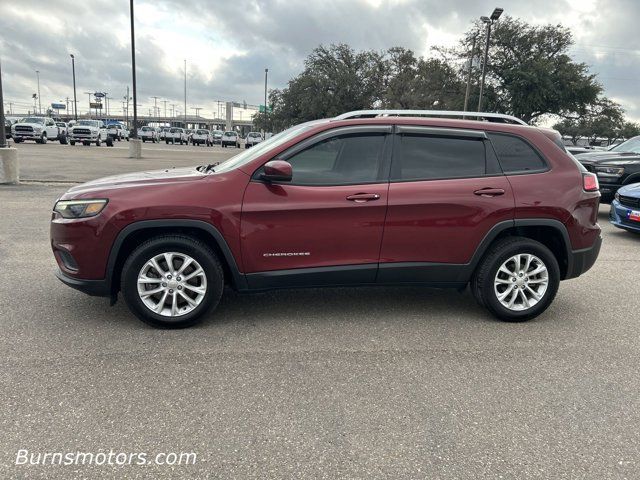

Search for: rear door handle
xmin=474 ymin=188 xmax=505 ymax=197
xmin=346 ymin=193 xmax=381 ymax=203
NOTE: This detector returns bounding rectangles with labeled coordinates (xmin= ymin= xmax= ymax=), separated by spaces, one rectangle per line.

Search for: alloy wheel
xmin=494 ymin=253 xmax=549 ymax=311
xmin=137 ymin=252 xmax=208 ymax=317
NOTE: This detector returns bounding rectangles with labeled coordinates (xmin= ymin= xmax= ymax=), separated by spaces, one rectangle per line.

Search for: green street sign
xmin=259 ymin=105 xmax=272 ymax=113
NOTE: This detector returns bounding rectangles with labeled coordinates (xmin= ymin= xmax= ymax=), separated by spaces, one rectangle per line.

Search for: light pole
xmin=35 ymin=70 xmax=41 ymax=115
xmin=477 ymin=7 xmax=503 ymax=112
xmin=463 ymin=34 xmax=477 ymax=117
xmin=183 ymin=59 xmax=187 ymax=129
xmin=129 ymin=0 xmax=139 ymax=143
xmin=70 ymin=54 xmax=78 ymax=121
xmin=0 ymin=59 xmax=7 ymax=148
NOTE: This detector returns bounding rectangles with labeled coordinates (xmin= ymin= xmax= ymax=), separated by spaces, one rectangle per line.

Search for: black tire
xmin=142 ymin=138 xmax=146 ymax=143
xmin=41 ymin=133 xmax=48 ymax=144
xmin=13 ymin=137 xmax=23 ymax=143
xmin=59 ymin=134 xmax=68 ymax=145
xmin=472 ymin=236 xmax=560 ymax=322
xmin=69 ymin=140 xmax=75 ymax=146
xmin=96 ymin=136 xmax=101 ymax=147
xmin=121 ymin=235 xmax=224 ymax=328
xmin=107 ymin=137 xmax=114 ymax=147
xmin=83 ymin=141 xmax=90 ymax=146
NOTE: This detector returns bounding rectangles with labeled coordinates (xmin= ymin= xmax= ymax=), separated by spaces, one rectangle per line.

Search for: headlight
xmin=54 ymin=199 xmax=108 ymax=219
xmin=615 ymin=191 xmax=620 ymax=202
xmin=595 ymin=166 xmax=624 ymax=177
xmin=33 ymin=127 xmax=42 ymax=133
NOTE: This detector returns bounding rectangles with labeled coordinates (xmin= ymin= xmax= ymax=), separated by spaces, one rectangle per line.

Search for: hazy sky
xmin=1 ymin=0 xmax=639 ymax=120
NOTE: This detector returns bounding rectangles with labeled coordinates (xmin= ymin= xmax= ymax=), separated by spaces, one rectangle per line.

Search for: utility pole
xmin=171 ymin=104 xmax=177 ymax=118
xmin=151 ymin=96 xmax=159 ymax=120
xmin=84 ymin=91 xmax=92 ymax=118
xmin=35 ymin=70 xmax=41 ymax=114
xmin=162 ymin=99 xmax=167 ymax=120
xmin=183 ymin=59 xmax=187 ymax=129
xmin=463 ymin=34 xmax=477 ymax=117
xmin=193 ymin=107 xmax=201 ymax=117
xmin=264 ymin=68 xmax=269 ymax=132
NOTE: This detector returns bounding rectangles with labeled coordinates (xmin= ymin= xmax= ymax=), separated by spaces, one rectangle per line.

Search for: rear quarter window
xmin=488 ymin=133 xmax=548 ymax=174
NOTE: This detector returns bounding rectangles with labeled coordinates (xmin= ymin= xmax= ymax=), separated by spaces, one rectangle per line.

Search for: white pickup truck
xmin=138 ymin=126 xmax=158 ymax=143
xmin=165 ymin=127 xmax=188 ymax=145
xmin=68 ymin=120 xmax=114 ymax=147
xmin=11 ymin=116 xmax=67 ymax=144
xmin=106 ymin=123 xmax=129 ymax=141
xmin=191 ymin=129 xmax=212 ymax=146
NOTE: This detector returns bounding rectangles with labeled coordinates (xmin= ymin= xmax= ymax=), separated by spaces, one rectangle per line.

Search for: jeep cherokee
xmin=51 ymin=110 xmax=602 ymax=328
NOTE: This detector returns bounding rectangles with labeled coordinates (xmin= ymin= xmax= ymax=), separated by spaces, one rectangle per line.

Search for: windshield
xmin=78 ymin=120 xmax=99 ymax=127
xmin=20 ymin=117 xmax=45 ymax=124
xmin=56 ymin=123 xmax=66 ymax=127
xmin=196 ymin=130 xmax=209 ymax=134
xmin=611 ymin=136 xmax=640 ymax=154
xmin=170 ymin=128 xmax=182 ymax=133
xmin=141 ymin=127 xmax=152 ymax=131
xmin=223 ymin=132 xmax=236 ymax=137
xmin=248 ymin=133 xmax=261 ymax=138
xmin=214 ymin=123 xmax=317 ymax=174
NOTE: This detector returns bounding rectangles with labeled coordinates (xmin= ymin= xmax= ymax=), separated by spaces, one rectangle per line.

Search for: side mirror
xmin=262 ymin=160 xmax=292 ymax=182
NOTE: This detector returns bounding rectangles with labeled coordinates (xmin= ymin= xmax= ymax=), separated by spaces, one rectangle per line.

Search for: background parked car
xmin=4 ymin=119 xmax=11 ymax=139
xmin=159 ymin=127 xmax=171 ymax=141
xmin=138 ymin=126 xmax=158 ymax=143
xmin=245 ymin=131 xmax=263 ymax=148
xmin=166 ymin=127 xmax=188 ymax=145
xmin=11 ymin=117 xmax=67 ymax=144
xmin=211 ymin=130 xmax=223 ymax=144
xmin=610 ymin=183 xmax=640 ymax=234
xmin=68 ymin=119 xmax=113 ymax=147
xmin=221 ymin=131 xmax=239 ymax=148
xmin=575 ymin=135 xmax=640 ymax=202
xmin=191 ymin=129 xmax=212 ymax=146
xmin=107 ymin=123 xmax=129 ymax=141
xmin=55 ymin=121 xmax=68 ymax=136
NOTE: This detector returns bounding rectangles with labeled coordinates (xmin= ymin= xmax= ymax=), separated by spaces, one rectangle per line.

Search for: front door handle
xmin=474 ymin=188 xmax=505 ymax=197
xmin=346 ymin=193 xmax=381 ymax=203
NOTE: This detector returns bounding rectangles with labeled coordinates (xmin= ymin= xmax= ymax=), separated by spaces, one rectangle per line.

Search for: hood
xmin=619 ymin=182 xmax=640 ymax=197
xmin=575 ymin=151 xmax=640 ymax=164
xmin=63 ymin=167 xmax=205 ymax=197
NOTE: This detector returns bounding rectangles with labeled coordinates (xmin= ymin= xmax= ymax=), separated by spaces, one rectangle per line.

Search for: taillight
xmin=583 ymin=173 xmax=599 ymax=192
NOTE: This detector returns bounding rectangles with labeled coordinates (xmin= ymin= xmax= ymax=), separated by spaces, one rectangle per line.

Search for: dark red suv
xmin=51 ymin=111 xmax=602 ymax=328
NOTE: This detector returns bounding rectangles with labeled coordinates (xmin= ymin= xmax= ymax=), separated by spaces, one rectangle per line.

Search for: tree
xmin=458 ymin=17 xmax=602 ymax=124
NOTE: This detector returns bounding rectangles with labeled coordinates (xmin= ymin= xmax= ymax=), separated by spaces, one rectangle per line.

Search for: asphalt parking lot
xmin=1 ymin=143 xmax=640 ymax=479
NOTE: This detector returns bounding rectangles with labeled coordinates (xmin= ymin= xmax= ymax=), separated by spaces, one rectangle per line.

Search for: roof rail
xmin=334 ymin=109 xmax=528 ymax=126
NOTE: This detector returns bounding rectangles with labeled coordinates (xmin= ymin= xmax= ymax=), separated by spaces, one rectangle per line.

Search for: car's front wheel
xmin=471 ymin=236 xmax=560 ymax=322
xmin=121 ymin=235 xmax=224 ymax=328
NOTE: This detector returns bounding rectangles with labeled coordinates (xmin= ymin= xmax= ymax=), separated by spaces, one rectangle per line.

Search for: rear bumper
xmin=55 ymin=268 xmax=110 ymax=297
xmin=565 ymin=235 xmax=602 ymax=279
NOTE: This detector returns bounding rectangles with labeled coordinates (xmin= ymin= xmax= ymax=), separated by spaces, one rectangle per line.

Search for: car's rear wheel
xmin=472 ymin=236 xmax=560 ymax=322
xmin=121 ymin=236 xmax=224 ymax=328
xmin=41 ymin=133 xmax=48 ymax=144
xmin=69 ymin=140 xmax=75 ymax=146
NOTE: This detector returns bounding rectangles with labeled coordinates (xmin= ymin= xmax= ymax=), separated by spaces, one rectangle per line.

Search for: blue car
xmin=610 ymin=183 xmax=640 ymax=234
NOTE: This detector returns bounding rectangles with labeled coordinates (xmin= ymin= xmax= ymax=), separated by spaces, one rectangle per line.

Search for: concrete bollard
xmin=0 ymin=147 xmax=19 ymax=184
xmin=128 ymin=138 xmax=142 ymax=159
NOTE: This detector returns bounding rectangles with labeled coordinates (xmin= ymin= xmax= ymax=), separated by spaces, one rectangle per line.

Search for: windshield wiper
xmin=196 ymin=162 xmax=220 ymax=173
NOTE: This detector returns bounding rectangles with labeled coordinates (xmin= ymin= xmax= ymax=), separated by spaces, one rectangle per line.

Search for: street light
xmin=477 ymin=7 xmax=503 ymax=112
xmin=184 ymin=59 xmax=187 ymax=129
xmin=35 ymin=70 xmax=41 ymax=115
xmin=70 ymin=54 xmax=78 ymax=121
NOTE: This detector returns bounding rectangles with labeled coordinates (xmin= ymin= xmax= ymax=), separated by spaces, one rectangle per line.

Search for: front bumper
xmin=70 ymin=134 xmax=98 ymax=141
xmin=610 ymin=199 xmax=640 ymax=233
xmin=55 ymin=268 xmax=110 ymax=297
xmin=565 ymin=235 xmax=602 ymax=279
xmin=13 ymin=131 xmax=41 ymax=140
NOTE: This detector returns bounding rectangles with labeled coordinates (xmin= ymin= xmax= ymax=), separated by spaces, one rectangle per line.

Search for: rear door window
xmin=391 ymin=134 xmax=487 ymax=181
